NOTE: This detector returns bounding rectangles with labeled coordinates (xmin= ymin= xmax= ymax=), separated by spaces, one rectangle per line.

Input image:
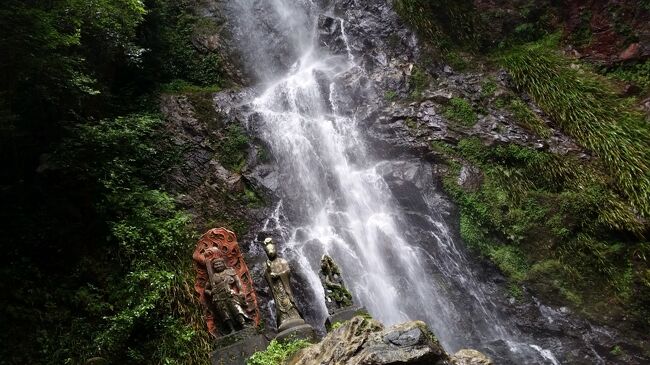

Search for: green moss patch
xmin=247 ymin=339 xmax=311 ymax=365
xmin=219 ymin=124 xmax=250 ymax=171
xmin=444 ymin=98 xmax=478 ymax=126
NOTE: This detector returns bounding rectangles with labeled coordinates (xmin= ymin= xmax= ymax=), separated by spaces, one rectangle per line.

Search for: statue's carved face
xmin=213 ymin=259 xmax=226 ymax=272
xmin=264 ymin=243 xmax=277 ymax=260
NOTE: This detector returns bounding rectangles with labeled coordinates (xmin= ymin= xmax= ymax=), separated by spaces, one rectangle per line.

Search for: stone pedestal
xmin=325 ymin=306 xmax=367 ymax=331
xmin=276 ymin=323 xmax=318 ymax=343
xmin=210 ymin=328 xmax=269 ymax=365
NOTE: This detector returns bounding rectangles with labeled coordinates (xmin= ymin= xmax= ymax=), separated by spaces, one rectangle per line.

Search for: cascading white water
xmin=226 ymin=1 xmax=560 ymax=363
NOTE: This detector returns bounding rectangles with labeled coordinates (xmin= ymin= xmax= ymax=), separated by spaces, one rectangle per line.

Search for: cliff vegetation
xmin=395 ymin=0 xmax=650 ymax=332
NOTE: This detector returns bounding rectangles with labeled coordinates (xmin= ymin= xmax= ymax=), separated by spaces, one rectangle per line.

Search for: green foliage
xmin=405 ymin=117 xmax=418 ymax=130
xmin=444 ymin=51 xmax=470 ymax=71
xmin=506 ymin=97 xmax=551 ymax=138
xmin=0 ymin=0 xmax=149 ymax=177
xmin=0 ymin=0 xmax=234 ymax=362
xmin=393 ymin=0 xmax=481 ymax=51
xmin=488 ymin=246 xmax=529 ymax=282
xmin=384 ymin=90 xmax=397 ymax=101
xmin=162 ymin=79 xmax=222 ymax=94
xmin=330 ymin=321 xmax=346 ymax=330
xmin=444 ymin=98 xmax=478 ymax=126
xmin=393 ymin=0 xmax=558 ymax=54
xmin=219 ymin=124 xmax=250 ymax=171
xmin=247 ymin=339 xmax=311 ymax=365
xmin=326 ymin=284 xmax=354 ymax=307
xmin=257 ymin=146 xmax=271 ymax=163
xmin=437 ymin=136 xmax=649 ymax=325
xmin=606 ymin=60 xmax=650 ymax=91
xmin=499 ymin=36 xmax=650 ymax=219
xmin=358 ymin=310 xmax=374 ymax=320
xmin=49 ymin=114 xmax=209 ymax=363
xmin=147 ymin=1 xmax=227 ymax=87
xmin=243 ymin=186 xmax=264 ymax=208
xmin=513 ymin=23 xmax=540 ymax=43
xmin=611 ymin=345 xmax=624 ymax=357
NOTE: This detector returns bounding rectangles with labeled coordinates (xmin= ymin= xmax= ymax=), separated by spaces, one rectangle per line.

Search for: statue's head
xmin=212 ymin=259 xmax=227 ymax=272
xmin=321 ymin=255 xmax=333 ymax=270
xmin=263 ymin=237 xmax=277 ymax=260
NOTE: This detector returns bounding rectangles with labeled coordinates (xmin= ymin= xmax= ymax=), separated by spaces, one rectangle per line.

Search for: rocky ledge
xmin=287 ymin=316 xmax=492 ymax=365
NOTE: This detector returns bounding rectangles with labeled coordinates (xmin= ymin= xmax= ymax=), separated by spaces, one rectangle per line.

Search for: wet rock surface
xmin=288 ymin=316 xmax=453 ymax=365
xmin=161 ymin=92 xmax=260 ymax=230
xmin=365 ymin=71 xmax=587 ymax=160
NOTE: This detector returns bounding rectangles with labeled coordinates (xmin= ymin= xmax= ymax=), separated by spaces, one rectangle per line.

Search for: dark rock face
xmin=210 ymin=328 xmax=270 ymax=365
xmin=161 ymin=93 xmax=256 ymax=230
xmin=288 ymin=316 xmax=452 ymax=365
xmin=365 ymin=71 xmax=587 ymax=160
xmin=161 ymin=91 xmax=283 ymax=330
xmin=474 ymin=0 xmax=649 ymax=65
xmin=317 ymin=15 xmax=347 ymax=55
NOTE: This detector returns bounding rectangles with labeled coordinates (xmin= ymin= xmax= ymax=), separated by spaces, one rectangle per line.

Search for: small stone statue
xmin=262 ymin=237 xmax=306 ymax=332
xmin=319 ymin=255 xmax=353 ymax=314
xmin=204 ymin=258 xmax=251 ymax=334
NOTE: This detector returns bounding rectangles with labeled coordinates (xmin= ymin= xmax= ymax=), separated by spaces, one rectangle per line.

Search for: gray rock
xmin=288 ymin=316 xmax=451 ymax=365
xmin=458 ymin=164 xmax=483 ymax=192
xmin=211 ymin=328 xmax=270 ymax=365
xmin=423 ymin=89 xmax=456 ymax=104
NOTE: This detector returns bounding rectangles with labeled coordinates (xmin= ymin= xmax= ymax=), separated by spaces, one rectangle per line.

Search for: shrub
xmin=50 ymin=114 xmax=210 ymax=363
xmin=437 ymin=136 xmax=649 ymax=326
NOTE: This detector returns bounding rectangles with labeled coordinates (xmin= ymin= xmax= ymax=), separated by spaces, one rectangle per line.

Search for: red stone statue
xmin=193 ymin=228 xmax=261 ymax=336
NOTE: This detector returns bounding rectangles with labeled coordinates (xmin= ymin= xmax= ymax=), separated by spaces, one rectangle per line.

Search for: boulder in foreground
xmin=287 ymin=315 xmax=482 ymax=365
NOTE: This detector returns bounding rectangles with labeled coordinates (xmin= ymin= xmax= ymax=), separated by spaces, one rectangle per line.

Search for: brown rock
xmin=451 ymin=349 xmax=493 ymax=365
xmin=620 ymin=43 xmax=641 ymax=61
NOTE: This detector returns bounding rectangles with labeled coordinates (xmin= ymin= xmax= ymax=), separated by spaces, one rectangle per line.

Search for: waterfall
xmin=224 ymin=1 xmax=561 ymax=363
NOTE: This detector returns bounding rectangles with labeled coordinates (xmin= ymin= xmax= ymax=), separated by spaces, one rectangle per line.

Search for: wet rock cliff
xmin=160 ymin=0 xmax=649 ymax=364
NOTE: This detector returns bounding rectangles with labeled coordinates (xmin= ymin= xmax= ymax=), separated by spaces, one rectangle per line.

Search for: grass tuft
xmin=506 ymin=97 xmax=551 ymax=138
xmin=499 ymin=36 xmax=650 ymax=219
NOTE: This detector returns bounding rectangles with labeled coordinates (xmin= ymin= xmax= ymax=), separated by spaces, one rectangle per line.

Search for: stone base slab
xmin=211 ymin=329 xmax=269 ymax=365
xmin=325 ymin=306 xmax=367 ymax=331
xmin=276 ymin=323 xmax=318 ymax=343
